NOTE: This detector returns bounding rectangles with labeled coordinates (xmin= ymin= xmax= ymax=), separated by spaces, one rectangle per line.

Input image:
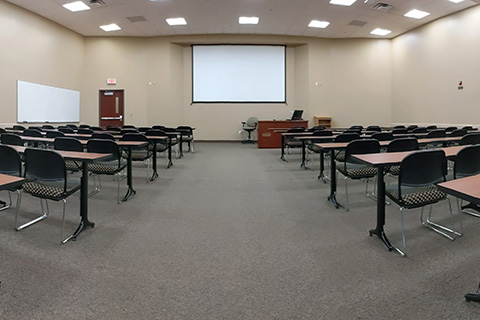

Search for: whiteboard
xmin=17 ymin=80 xmax=80 ymax=123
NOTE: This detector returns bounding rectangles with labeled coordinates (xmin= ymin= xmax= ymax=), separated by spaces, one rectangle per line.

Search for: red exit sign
xmin=107 ymin=78 xmax=116 ymax=85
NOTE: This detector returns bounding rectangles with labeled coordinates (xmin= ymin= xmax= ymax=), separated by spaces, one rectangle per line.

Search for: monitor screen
xmin=291 ymin=110 xmax=303 ymax=120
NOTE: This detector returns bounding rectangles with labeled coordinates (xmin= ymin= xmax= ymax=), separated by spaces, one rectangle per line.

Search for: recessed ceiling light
xmin=449 ymin=0 xmax=464 ymax=3
xmin=239 ymin=17 xmax=259 ymax=25
xmin=63 ymin=1 xmax=90 ymax=12
xmin=370 ymin=28 xmax=391 ymax=36
xmin=99 ymin=24 xmax=121 ymax=32
xmin=166 ymin=18 xmax=187 ymax=26
xmin=404 ymin=9 xmax=430 ymax=19
xmin=308 ymin=20 xmax=330 ymax=29
xmin=330 ymin=0 xmax=357 ymax=6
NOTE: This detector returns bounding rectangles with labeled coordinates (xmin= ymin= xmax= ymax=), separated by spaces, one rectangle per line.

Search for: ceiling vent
xmin=90 ymin=0 xmax=106 ymax=5
xmin=348 ymin=20 xmax=367 ymax=27
xmin=371 ymin=2 xmax=393 ymax=11
xmin=127 ymin=16 xmax=147 ymax=23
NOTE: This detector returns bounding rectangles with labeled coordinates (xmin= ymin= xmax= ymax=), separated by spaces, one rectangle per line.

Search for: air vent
xmin=371 ymin=2 xmax=393 ymax=11
xmin=127 ymin=16 xmax=147 ymax=23
xmin=348 ymin=20 xmax=367 ymax=27
xmin=90 ymin=0 xmax=106 ymax=5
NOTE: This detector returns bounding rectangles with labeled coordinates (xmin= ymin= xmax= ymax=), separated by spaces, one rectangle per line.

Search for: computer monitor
xmin=291 ymin=110 xmax=303 ymax=120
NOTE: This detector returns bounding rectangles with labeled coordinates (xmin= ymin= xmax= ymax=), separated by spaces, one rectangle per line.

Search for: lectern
xmin=257 ymin=120 xmax=308 ymax=148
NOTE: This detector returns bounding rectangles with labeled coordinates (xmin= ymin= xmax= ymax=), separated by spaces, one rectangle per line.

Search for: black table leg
xmin=318 ymin=149 xmax=328 ymax=182
xmin=70 ymin=161 xmax=94 ymax=242
xmin=368 ymin=165 xmax=404 ymax=256
xmin=179 ymin=135 xmax=183 ymax=158
xmin=327 ymin=149 xmax=343 ymax=209
xmin=167 ymin=137 xmax=173 ymax=168
xmin=122 ymin=147 xmax=136 ymax=202
xmin=280 ymin=135 xmax=286 ymax=161
xmin=150 ymin=140 xmax=159 ymax=181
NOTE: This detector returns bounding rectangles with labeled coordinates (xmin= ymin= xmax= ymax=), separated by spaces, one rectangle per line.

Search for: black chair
xmin=407 ymin=125 xmax=418 ymax=131
xmin=336 ymin=139 xmax=380 ymax=211
xmin=66 ymin=124 xmax=78 ymax=129
xmin=120 ymin=129 xmax=138 ymax=135
xmin=79 ymin=124 xmax=91 ymax=128
xmin=92 ymin=133 xmax=115 ymax=140
xmin=371 ymin=132 xmax=393 ymax=141
xmin=386 ymin=137 xmax=419 ymax=177
xmin=385 ymin=149 xmax=459 ymax=252
xmin=366 ymin=125 xmax=381 ymax=132
xmin=445 ymin=126 xmax=458 ymax=132
xmin=121 ymin=133 xmax=153 ymax=181
xmin=344 ymin=129 xmax=361 ymax=134
xmin=460 ymin=133 xmax=480 ymax=146
xmin=152 ymin=125 xmax=165 ymax=130
xmin=412 ymin=127 xmax=427 ymax=134
xmin=162 ymin=128 xmax=180 ymax=156
xmin=145 ymin=130 xmax=169 ymax=163
xmin=17 ymin=148 xmax=81 ymax=244
xmin=333 ymin=133 xmax=360 ymax=162
xmin=349 ymin=125 xmax=363 ymax=130
xmin=449 ymin=129 xmax=467 ymax=137
xmin=393 ymin=125 xmax=406 ymax=129
xmin=1 ymin=133 xmax=24 ymax=146
xmin=177 ymin=126 xmax=195 ymax=153
xmin=426 ymin=125 xmax=437 ymax=130
xmin=23 ymin=129 xmax=43 ymax=137
xmin=241 ymin=117 xmax=258 ymax=144
xmin=46 ymin=131 xmax=65 ymax=138
xmin=54 ymin=137 xmax=84 ymax=172
xmin=462 ymin=126 xmax=474 ymax=131
xmin=78 ymin=129 xmax=93 ymax=134
xmin=122 ymin=125 xmax=136 ymax=129
xmin=58 ymin=127 xmax=75 ymax=134
xmin=138 ymin=127 xmax=152 ymax=133
xmin=426 ymin=129 xmax=446 ymax=138
xmin=307 ymin=130 xmax=334 ymax=153
xmin=0 ymin=128 xmax=6 ymax=134
xmin=87 ymin=139 xmax=127 ymax=203
xmin=0 ymin=145 xmax=22 ymax=212
xmin=106 ymin=126 xmax=121 ymax=132
xmin=308 ymin=125 xmax=325 ymax=132
xmin=392 ymin=128 xmax=408 ymax=134
xmin=42 ymin=125 xmax=55 ymax=129
xmin=285 ymin=127 xmax=305 ymax=155
xmin=13 ymin=125 xmax=26 ymax=130
xmin=90 ymin=126 xmax=104 ymax=131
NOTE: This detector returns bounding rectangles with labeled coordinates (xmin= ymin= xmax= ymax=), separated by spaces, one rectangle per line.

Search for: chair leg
xmin=60 ymin=199 xmax=70 ymax=244
xmin=16 ymin=198 xmax=48 ymax=231
xmin=399 ymin=207 xmax=407 ymax=249
xmin=344 ymin=176 xmax=349 ymax=212
xmin=421 ymin=200 xmax=461 ymax=240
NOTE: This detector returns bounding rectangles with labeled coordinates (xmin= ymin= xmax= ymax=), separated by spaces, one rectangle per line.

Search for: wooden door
xmin=99 ymin=90 xmax=124 ymax=128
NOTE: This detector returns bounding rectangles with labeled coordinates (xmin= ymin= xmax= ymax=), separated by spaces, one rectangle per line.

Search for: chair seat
xmin=387 ymin=165 xmax=400 ymax=175
xmin=385 ymin=184 xmax=446 ymax=208
xmin=286 ymin=141 xmax=302 ymax=148
xmin=88 ymin=159 xmax=127 ymax=174
xmin=337 ymin=162 xmax=377 ymax=179
xmin=308 ymin=144 xmax=322 ymax=153
xmin=65 ymin=160 xmax=81 ymax=172
xmin=23 ymin=178 xmax=81 ymax=201
xmin=131 ymin=150 xmax=152 ymax=161
xmin=181 ymin=136 xmax=193 ymax=142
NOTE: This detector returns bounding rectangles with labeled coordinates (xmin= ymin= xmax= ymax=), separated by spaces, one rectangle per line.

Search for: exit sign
xmin=107 ymin=78 xmax=116 ymax=85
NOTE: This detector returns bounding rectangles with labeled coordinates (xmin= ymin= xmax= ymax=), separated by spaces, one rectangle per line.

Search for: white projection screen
xmin=192 ymin=45 xmax=286 ymax=103
xmin=17 ymin=80 xmax=80 ymax=123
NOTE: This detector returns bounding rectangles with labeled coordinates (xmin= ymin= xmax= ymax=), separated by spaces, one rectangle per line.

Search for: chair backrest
xmin=90 ymin=126 xmax=104 ymax=131
xmin=1 ymin=133 xmax=24 ymax=146
xmin=454 ymin=145 xmax=480 ymax=179
xmin=366 ymin=126 xmax=381 ymax=132
xmin=54 ymin=137 xmax=84 ymax=152
xmin=334 ymin=133 xmax=360 ymax=142
xmin=106 ymin=126 xmax=121 ymax=132
xmin=0 ymin=128 xmax=5 ymax=134
xmin=449 ymin=129 xmax=467 ymax=137
xmin=412 ymin=127 xmax=427 ymax=133
xmin=120 ymin=129 xmax=138 ymax=135
xmin=23 ymin=129 xmax=43 ymax=137
xmin=372 ymin=132 xmax=394 ymax=141
xmin=308 ymin=125 xmax=325 ymax=132
xmin=58 ymin=127 xmax=75 ymax=133
xmin=399 ymin=150 xmax=446 ymax=188
xmin=0 ymin=145 xmax=22 ymax=176
xmin=460 ymin=133 xmax=480 ymax=146
xmin=176 ymin=126 xmax=193 ymax=135
xmin=426 ymin=129 xmax=446 ymax=138
xmin=121 ymin=133 xmax=148 ymax=142
xmin=462 ymin=126 xmax=474 ymax=130
xmin=46 ymin=131 xmax=65 ymax=138
xmin=92 ymin=133 xmax=115 ymax=140
xmin=245 ymin=117 xmax=258 ymax=127
xmin=152 ymin=125 xmax=165 ymax=130
xmin=426 ymin=125 xmax=437 ymax=130
xmin=78 ymin=128 xmax=93 ymax=134
xmin=79 ymin=124 xmax=91 ymax=128
xmin=24 ymin=148 xmax=66 ymax=184
xmin=122 ymin=125 xmax=136 ymax=129
xmin=87 ymin=139 xmax=120 ymax=161
xmin=146 ymin=129 xmax=168 ymax=137
xmin=138 ymin=127 xmax=152 ymax=133
xmin=393 ymin=125 xmax=406 ymax=129
xmin=392 ymin=128 xmax=408 ymax=134
xmin=445 ymin=126 xmax=458 ymax=132
xmin=66 ymin=124 xmax=78 ymax=129
xmin=344 ymin=129 xmax=361 ymax=134
xmin=349 ymin=125 xmax=363 ymax=130
xmin=387 ymin=137 xmax=419 ymax=153
xmin=345 ymin=139 xmax=380 ymax=164
xmin=406 ymin=125 xmax=418 ymax=131
xmin=42 ymin=125 xmax=55 ymax=129
xmin=287 ymin=127 xmax=305 ymax=133
xmin=12 ymin=125 xmax=26 ymax=130
xmin=312 ymin=130 xmax=333 ymax=137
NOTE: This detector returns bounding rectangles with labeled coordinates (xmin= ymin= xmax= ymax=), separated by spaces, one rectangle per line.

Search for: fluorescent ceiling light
xmin=166 ymin=17 xmax=187 ymax=26
xmin=370 ymin=28 xmax=391 ymax=36
xmin=63 ymin=1 xmax=90 ymax=12
xmin=239 ymin=17 xmax=259 ymax=25
xmin=404 ymin=9 xmax=430 ymax=19
xmin=449 ymin=0 xmax=464 ymax=3
xmin=99 ymin=24 xmax=121 ymax=32
xmin=308 ymin=20 xmax=330 ymax=29
xmin=329 ymin=0 xmax=357 ymax=6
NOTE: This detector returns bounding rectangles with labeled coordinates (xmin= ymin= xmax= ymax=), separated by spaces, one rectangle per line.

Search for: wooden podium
xmin=257 ymin=120 xmax=308 ymax=148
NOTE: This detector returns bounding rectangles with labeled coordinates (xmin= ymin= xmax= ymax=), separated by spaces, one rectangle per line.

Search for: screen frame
xmin=191 ymin=44 xmax=287 ymax=104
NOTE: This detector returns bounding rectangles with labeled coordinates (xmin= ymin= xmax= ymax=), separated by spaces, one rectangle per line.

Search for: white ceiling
xmin=5 ymin=0 xmax=480 ymax=39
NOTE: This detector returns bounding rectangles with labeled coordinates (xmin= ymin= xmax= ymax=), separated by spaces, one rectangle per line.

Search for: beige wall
xmin=0 ymin=1 xmax=84 ymax=126
xmin=392 ymin=6 xmax=480 ymax=127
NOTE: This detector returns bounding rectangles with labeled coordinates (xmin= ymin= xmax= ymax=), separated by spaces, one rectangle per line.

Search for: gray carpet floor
xmin=1 ymin=142 xmax=480 ymax=319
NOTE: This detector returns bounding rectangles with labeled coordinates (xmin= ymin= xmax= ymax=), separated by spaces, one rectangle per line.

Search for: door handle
xmin=101 ymin=116 xmax=122 ymax=120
